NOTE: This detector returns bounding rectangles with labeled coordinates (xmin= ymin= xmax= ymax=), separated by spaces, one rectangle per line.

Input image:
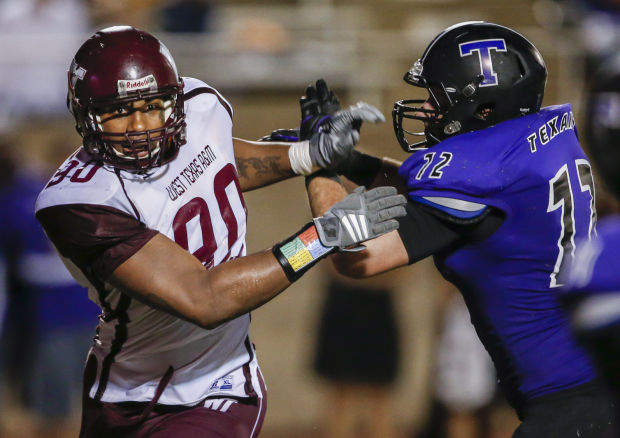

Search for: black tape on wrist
xmin=272 ymin=221 xmax=335 ymax=283
xmin=337 ymin=151 xmax=382 ymax=187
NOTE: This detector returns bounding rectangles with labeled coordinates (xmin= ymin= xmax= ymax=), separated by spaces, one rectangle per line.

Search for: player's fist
xmin=289 ymin=80 xmax=384 ymax=175
xmin=309 ymin=102 xmax=385 ymax=169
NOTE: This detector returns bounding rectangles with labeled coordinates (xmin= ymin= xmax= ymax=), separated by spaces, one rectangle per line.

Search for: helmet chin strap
xmin=425 ymin=120 xmax=458 ymax=146
xmin=406 ymin=136 xmax=432 ymax=152
xmin=443 ymin=120 xmax=462 ymax=136
xmin=408 ymin=144 xmax=430 ymax=153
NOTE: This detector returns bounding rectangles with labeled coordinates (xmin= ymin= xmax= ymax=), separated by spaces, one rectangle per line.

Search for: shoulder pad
xmin=35 ymin=148 xmax=133 ymax=215
xmin=183 ymin=77 xmax=233 ymax=120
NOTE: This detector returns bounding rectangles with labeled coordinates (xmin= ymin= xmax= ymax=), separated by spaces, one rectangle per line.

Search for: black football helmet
xmin=393 ymin=21 xmax=547 ymax=152
xmin=67 ymin=26 xmax=186 ymax=170
xmin=584 ymin=54 xmax=620 ymax=200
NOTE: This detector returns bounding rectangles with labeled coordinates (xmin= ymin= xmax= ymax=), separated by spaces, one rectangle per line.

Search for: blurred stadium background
xmin=0 ymin=0 xmax=616 ymax=437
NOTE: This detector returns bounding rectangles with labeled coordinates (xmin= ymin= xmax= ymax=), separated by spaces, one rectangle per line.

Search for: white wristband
xmin=288 ymin=140 xmax=314 ymax=175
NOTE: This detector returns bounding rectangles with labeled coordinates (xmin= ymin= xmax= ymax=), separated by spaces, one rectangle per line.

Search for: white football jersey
xmin=35 ymin=78 xmax=263 ymax=406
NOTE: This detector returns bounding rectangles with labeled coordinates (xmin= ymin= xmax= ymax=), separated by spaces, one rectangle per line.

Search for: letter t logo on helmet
xmin=459 ymin=39 xmax=507 ymax=87
xmin=392 ymin=21 xmax=547 ymax=153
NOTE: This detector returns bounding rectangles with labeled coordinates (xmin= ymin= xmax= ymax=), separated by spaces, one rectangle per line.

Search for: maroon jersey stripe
xmin=95 ymin=293 xmax=132 ymax=401
xmin=184 ymin=87 xmax=233 ymax=121
xmin=114 ymin=168 xmax=141 ymax=219
xmin=242 ymin=336 xmax=257 ymax=398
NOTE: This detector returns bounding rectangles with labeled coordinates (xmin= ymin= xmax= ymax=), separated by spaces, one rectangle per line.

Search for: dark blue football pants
xmin=513 ymin=381 xmax=617 ymax=438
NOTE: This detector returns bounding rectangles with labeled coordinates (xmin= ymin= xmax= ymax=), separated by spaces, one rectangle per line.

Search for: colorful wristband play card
xmin=279 ymin=225 xmax=332 ymax=271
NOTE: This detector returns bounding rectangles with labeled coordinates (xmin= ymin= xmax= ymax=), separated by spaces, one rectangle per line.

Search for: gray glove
xmin=314 ymin=186 xmax=407 ymax=251
xmin=309 ymin=102 xmax=385 ymax=169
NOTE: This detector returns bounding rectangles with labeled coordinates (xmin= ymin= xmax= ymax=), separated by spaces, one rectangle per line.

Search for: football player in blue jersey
xmin=305 ymin=21 xmax=617 ymax=437
xmin=560 ymin=53 xmax=620 ymax=415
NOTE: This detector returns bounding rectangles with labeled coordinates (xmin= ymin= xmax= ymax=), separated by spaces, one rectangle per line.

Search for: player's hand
xmin=261 ymin=79 xmax=339 ymax=143
xmin=314 ymin=186 xmax=406 ymax=251
xmin=309 ymin=102 xmax=385 ymax=169
xmin=288 ymin=79 xmax=384 ymax=175
xmin=261 ymin=79 xmax=338 ymax=144
xmin=300 ymin=78 xmax=341 ymax=141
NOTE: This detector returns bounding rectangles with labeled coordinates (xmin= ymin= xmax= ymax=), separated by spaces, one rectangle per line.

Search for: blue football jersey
xmin=561 ymin=217 xmax=620 ymax=327
xmin=399 ymin=105 xmax=598 ymax=408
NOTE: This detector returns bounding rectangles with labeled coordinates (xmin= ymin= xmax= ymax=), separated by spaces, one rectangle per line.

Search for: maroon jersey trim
xmin=95 ymin=293 xmax=132 ymax=401
xmin=36 ymin=203 xmax=158 ymax=286
xmin=242 ymin=336 xmax=257 ymax=399
xmin=184 ymin=87 xmax=233 ymax=121
xmin=114 ymin=168 xmax=142 ymax=219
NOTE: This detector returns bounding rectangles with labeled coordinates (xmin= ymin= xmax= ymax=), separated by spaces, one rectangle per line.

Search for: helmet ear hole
xmin=475 ymin=103 xmax=495 ymax=120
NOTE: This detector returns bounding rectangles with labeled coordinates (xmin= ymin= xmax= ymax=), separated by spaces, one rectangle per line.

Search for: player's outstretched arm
xmin=306 ymin=174 xmax=410 ymax=278
xmin=111 ymin=234 xmax=290 ymax=329
xmin=232 ymin=137 xmax=296 ymax=191
xmin=110 ymin=186 xmax=406 ymax=329
xmin=233 ymin=79 xmax=384 ymax=192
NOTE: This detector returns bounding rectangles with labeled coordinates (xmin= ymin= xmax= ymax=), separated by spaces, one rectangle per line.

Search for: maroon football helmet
xmin=67 ymin=26 xmax=186 ymax=170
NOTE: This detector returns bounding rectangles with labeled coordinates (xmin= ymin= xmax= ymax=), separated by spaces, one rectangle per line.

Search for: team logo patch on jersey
xmin=209 ymin=375 xmax=234 ymax=391
xmin=117 ymin=74 xmax=157 ymax=96
xmin=459 ymin=39 xmax=507 ymax=87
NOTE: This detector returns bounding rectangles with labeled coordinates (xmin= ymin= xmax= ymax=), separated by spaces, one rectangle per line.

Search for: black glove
xmin=261 ymin=79 xmax=384 ymax=176
xmin=308 ymin=102 xmax=384 ymax=169
xmin=299 ymin=78 xmax=341 ymax=141
xmin=257 ymin=78 xmax=338 ymax=143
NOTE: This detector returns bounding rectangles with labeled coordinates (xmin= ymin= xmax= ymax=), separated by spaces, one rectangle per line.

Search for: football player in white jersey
xmin=34 ymin=26 xmax=406 ymax=438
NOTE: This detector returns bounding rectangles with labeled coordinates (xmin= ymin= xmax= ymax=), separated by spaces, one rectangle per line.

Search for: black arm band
xmin=397 ymin=201 xmax=505 ymax=263
xmin=272 ymin=222 xmax=336 ymax=283
xmin=304 ymin=169 xmax=341 ymax=188
xmin=397 ymin=201 xmax=462 ymax=263
xmin=337 ymin=150 xmax=383 ymax=187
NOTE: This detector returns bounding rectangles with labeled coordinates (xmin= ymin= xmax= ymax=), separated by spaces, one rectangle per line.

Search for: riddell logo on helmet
xmin=117 ymin=75 xmax=157 ymax=95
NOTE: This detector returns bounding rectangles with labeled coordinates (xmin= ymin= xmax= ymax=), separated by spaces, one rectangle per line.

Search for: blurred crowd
xmin=1 ymin=0 xmax=619 ymax=437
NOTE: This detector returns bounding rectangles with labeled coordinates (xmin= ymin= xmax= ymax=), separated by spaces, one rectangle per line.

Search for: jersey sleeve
xmin=36 ymin=203 xmax=158 ymax=287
